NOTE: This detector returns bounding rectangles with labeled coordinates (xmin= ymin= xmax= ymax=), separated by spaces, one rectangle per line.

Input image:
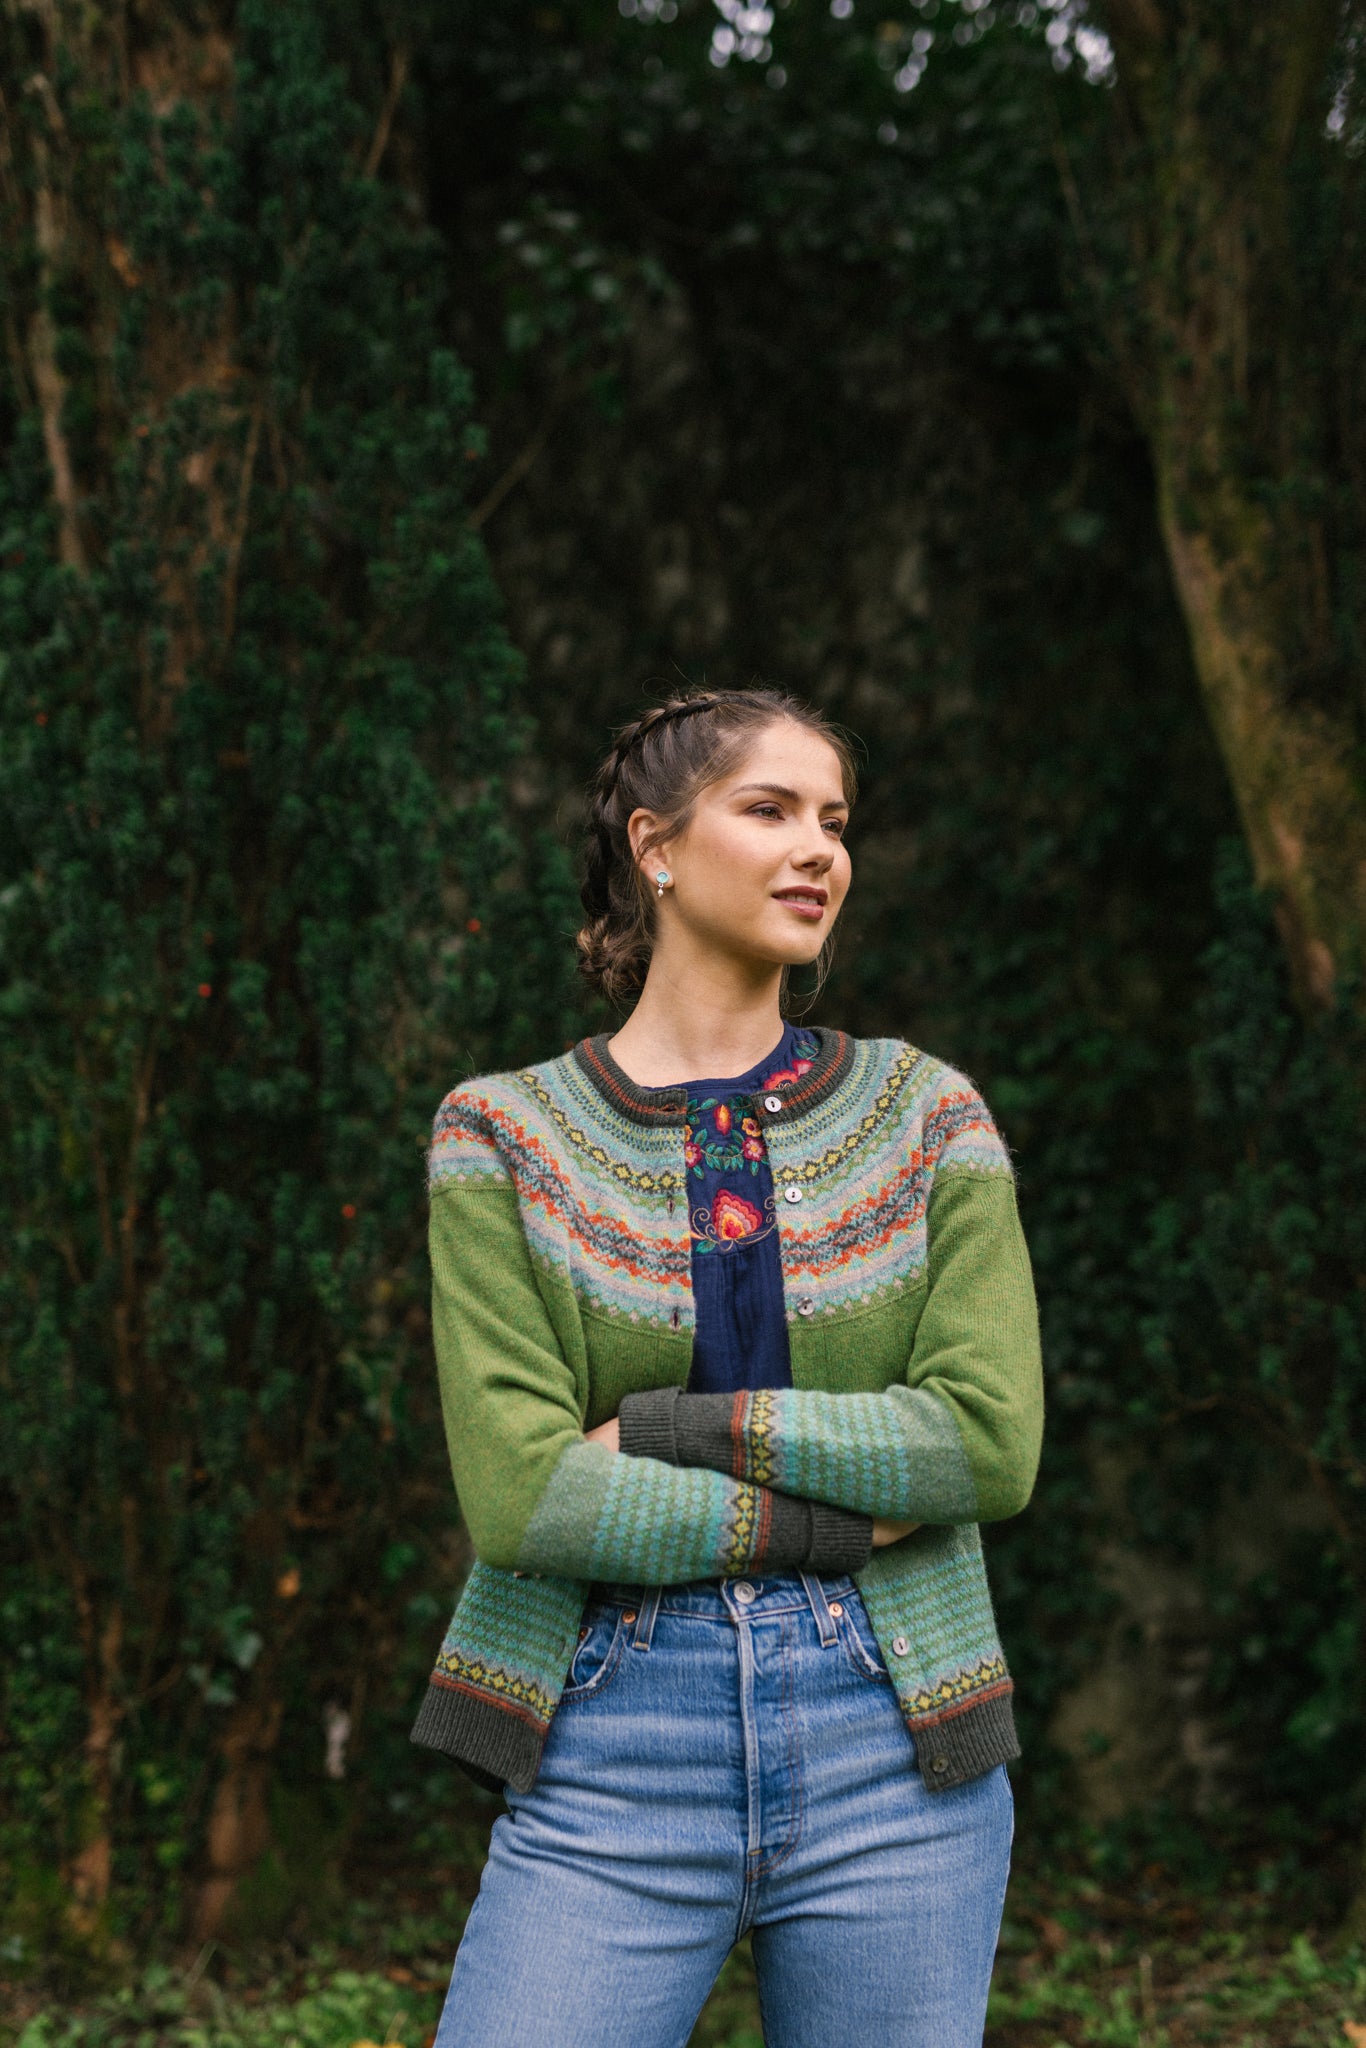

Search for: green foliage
xmin=427 ymin=0 xmax=1081 ymax=371
xmin=0 ymin=0 xmax=582 ymax=1942
xmin=1138 ymin=848 xmax=1366 ymax=1810
xmin=9 ymin=1963 xmax=439 ymax=2048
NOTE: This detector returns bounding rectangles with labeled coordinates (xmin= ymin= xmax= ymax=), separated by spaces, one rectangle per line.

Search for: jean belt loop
xmin=798 ymin=1569 xmax=839 ymax=1646
xmin=631 ymin=1585 xmax=663 ymax=1651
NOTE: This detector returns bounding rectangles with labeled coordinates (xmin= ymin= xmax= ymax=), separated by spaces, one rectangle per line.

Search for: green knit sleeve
xmin=618 ymin=1170 xmax=1043 ymax=1527
xmin=429 ymin=1170 xmax=872 ymax=1582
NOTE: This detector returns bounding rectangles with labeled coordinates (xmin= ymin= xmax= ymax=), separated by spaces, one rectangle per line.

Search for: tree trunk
xmin=193 ymin=1697 xmax=284 ymax=1942
xmin=1088 ymin=0 xmax=1365 ymax=1009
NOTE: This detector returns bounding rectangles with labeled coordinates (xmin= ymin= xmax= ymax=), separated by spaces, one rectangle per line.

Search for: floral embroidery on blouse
xmin=691 ymin=1188 xmax=777 ymax=1253
xmin=683 ymin=1029 xmax=819 ymax=1253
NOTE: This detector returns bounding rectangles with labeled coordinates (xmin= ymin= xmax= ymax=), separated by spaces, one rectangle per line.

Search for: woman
xmin=413 ymin=688 xmax=1043 ymax=2048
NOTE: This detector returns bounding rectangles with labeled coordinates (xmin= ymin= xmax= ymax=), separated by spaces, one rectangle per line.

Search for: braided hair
xmin=577 ymin=687 xmax=858 ymax=1006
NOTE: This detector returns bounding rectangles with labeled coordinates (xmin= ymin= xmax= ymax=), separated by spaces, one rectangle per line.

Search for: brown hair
xmin=577 ymin=687 xmax=858 ymax=1007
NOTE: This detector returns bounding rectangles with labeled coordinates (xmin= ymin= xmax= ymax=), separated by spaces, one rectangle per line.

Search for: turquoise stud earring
xmin=655 ymin=869 xmax=671 ymax=897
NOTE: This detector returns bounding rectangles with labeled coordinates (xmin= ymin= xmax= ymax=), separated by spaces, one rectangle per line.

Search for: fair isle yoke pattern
xmin=429 ymin=1059 xmax=691 ymax=1328
xmin=764 ymin=1036 xmax=1015 ymax=1319
xmin=428 ymin=1035 xmax=1013 ymax=1331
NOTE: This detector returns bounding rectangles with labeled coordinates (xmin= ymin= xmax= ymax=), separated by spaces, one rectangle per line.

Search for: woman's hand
xmin=871 ymin=1518 xmax=919 ymax=1548
xmin=585 ymin=1415 xmax=621 ymax=1452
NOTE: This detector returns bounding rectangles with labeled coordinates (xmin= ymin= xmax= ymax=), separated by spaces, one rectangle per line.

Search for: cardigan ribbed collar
xmin=572 ymin=1024 xmax=856 ymax=1127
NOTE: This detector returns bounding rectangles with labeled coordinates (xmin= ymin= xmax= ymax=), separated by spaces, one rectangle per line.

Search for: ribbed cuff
xmin=806 ymin=1501 xmax=874 ymax=1574
xmin=759 ymin=1493 xmax=874 ymax=1574
xmin=670 ymin=1393 xmax=741 ymax=1475
xmin=616 ymin=1384 xmax=682 ymax=1463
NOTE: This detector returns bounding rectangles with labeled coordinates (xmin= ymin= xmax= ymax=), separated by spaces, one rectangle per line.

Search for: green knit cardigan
xmin=410 ymin=1026 xmax=1044 ymax=1795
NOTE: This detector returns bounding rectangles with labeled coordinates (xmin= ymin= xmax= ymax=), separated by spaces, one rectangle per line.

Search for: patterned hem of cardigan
xmin=410 ymin=1671 xmax=1021 ymax=1799
xmin=903 ymin=1685 xmax=1020 ymax=1791
xmin=410 ymin=1676 xmax=547 ymax=1795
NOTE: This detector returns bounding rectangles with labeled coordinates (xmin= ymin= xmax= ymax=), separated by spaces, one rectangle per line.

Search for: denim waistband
xmin=587 ymin=1571 xmax=857 ymax=1646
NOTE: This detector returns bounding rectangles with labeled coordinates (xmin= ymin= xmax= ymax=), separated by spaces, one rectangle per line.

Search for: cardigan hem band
xmin=410 ymin=1668 xmax=1018 ymax=1795
xmin=907 ymin=1686 xmax=1019 ymax=1790
xmin=410 ymin=1677 xmax=545 ymax=1795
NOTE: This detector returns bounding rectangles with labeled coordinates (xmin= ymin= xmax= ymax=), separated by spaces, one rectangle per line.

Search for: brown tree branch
xmin=221 ymin=399 xmax=263 ymax=647
xmin=22 ymin=70 xmax=86 ymax=572
xmin=466 ymin=384 xmax=577 ymax=532
xmin=363 ymin=45 xmax=409 ymax=180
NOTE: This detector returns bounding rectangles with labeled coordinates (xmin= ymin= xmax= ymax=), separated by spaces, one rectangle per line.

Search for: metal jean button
xmin=733 ymin=1581 xmax=757 ymax=1605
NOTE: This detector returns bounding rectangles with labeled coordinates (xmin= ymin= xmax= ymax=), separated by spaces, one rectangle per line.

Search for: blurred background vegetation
xmin=2 ymin=0 xmax=1365 ymax=2039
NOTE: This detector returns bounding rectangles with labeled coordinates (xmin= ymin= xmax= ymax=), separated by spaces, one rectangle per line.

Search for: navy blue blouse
xmin=645 ymin=1021 xmax=820 ymax=1396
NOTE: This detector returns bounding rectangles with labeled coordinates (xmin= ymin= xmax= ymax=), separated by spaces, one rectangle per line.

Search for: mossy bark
xmin=1090 ymin=0 xmax=1366 ymax=1009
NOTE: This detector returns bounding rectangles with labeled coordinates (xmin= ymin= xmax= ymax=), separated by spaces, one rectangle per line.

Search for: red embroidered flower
xmin=763 ymin=1065 xmax=797 ymax=1088
xmin=741 ymin=1116 xmax=764 ymax=1162
xmin=684 ymin=1138 xmax=702 ymax=1168
xmin=711 ymin=1188 xmax=763 ymax=1239
xmin=713 ymin=1101 xmax=732 ymax=1136
xmin=793 ymin=1057 xmax=813 ymax=1076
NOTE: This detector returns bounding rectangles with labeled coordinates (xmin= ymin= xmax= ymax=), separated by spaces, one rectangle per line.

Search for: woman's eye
xmin=750 ymin=803 xmax=784 ymax=820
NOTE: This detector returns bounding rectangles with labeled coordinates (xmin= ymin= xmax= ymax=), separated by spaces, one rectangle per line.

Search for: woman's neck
xmin=607 ymin=954 xmax=787 ymax=1088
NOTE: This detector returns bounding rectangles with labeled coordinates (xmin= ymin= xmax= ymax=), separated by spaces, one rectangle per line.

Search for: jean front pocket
xmin=561 ymin=1602 xmax=628 ymax=1703
xmin=832 ymin=1589 xmax=893 ymax=1684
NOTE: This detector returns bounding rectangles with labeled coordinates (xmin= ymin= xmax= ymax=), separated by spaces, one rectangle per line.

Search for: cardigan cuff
xmin=621 ymin=1390 xmax=770 ymax=1484
xmin=615 ymin=1384 xmax=682 ymax=1463
xmin=669 ymin=1393 xmax=742 ymax=1475
xmin=807 ymin=1501 xmax=875 ymax=1574
xmin=760 ymin=1493 xmax=874 ymax=1575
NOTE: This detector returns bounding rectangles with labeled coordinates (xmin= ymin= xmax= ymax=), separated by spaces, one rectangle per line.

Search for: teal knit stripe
xmin=740 ymin=1384 xmax=978 ymax=1524
xmin=858 ymin=1524 xmax=1009 ymax=1714
xmin=432 ymin=1561 xmax=586 ymax=1729
xmin=515 ymin=1440 xmax=757 ymax=1583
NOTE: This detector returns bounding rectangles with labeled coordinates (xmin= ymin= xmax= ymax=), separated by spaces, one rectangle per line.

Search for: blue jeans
xmin=435 ymin=1571 xmax=1013 ymax=2048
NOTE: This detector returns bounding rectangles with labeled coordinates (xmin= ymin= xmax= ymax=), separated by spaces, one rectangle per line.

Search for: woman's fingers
xmin=870 ymin=1517 xmax=919 ymax=1548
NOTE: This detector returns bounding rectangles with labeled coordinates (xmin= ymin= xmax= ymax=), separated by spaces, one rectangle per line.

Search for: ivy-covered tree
xmin=0 ymin=0 xmax=578 ymax=1949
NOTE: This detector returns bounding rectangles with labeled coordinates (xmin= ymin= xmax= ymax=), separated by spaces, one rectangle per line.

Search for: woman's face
xmin=638 ymin=720 xmax=853 ymax=972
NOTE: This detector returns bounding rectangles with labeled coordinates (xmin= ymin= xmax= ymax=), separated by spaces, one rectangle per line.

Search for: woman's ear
xmin=626 ymin=807 xmax=667 ymax=876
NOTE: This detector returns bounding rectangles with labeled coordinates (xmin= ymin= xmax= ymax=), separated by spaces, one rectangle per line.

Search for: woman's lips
xmin=773 ymin=891 xmax=826 ymax=921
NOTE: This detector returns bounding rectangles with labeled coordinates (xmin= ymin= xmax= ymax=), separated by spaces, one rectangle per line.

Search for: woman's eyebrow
xmin=730 ymin=782 xmax=850 ymax=810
